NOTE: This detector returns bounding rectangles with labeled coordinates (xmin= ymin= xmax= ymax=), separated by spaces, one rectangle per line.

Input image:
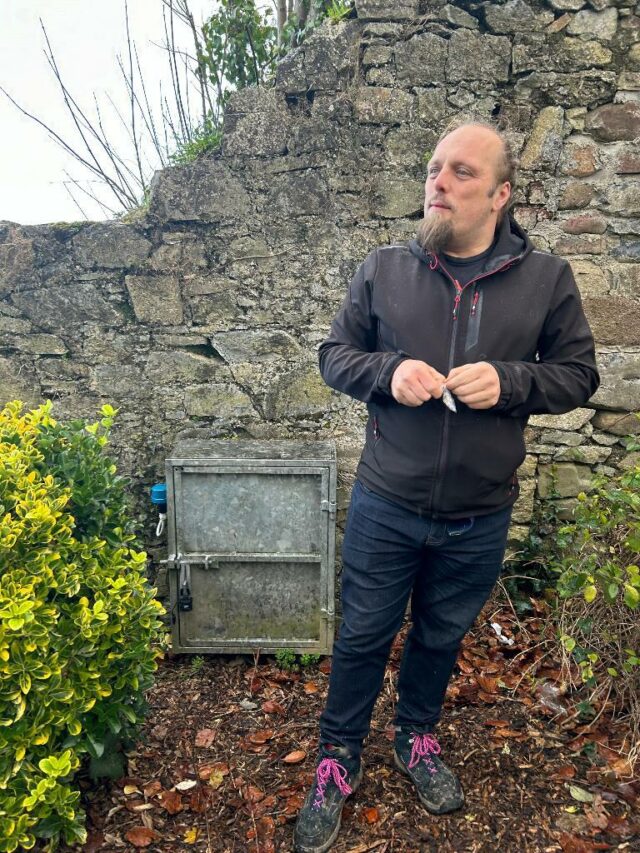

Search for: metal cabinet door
xmin=167 ymin=464 xmax=335 ymax=654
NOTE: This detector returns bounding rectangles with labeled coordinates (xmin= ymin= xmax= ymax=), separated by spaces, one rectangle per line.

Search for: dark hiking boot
xmin=394 ymin=728 xmax=464 ymax=814
xmin=293 ymin=744 xmax=363 ymax=853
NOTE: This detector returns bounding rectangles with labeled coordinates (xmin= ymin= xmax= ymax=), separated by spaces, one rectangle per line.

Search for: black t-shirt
xmin=441 ymin=243 xmax=494 ymax=286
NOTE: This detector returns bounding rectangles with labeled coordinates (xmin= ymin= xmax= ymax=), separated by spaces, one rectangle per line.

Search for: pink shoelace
xmin=408 ymin=733 xmax=441 ymax=776
xmin=312 ymin=757 xmax=353 ymax=808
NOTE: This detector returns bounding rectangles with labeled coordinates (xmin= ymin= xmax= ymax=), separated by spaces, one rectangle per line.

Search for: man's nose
xmin=433 ymin=168 xmax=449 ymax=192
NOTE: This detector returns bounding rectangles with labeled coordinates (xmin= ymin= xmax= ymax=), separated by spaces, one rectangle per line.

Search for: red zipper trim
xmin=432 ymin=252 xmax=525 ymax=318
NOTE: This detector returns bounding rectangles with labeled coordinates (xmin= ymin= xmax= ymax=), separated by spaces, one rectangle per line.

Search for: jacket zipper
xmin=426 ymin=253 xmax=524 ymax=516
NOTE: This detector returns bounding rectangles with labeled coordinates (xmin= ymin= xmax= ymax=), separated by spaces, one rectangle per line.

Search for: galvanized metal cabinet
xmin=165 ymin=440 xmax=337 ymax=655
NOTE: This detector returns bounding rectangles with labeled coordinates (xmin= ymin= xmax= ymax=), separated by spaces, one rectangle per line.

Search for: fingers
xmin=444 ymin=362 xmax=501 ymax=410
xmin=391 ymin=360 xmax=446 ymax=407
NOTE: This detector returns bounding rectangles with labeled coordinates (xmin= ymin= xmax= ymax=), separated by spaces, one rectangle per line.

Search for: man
xmin=293 ymin=120 xmax=599 ymax=853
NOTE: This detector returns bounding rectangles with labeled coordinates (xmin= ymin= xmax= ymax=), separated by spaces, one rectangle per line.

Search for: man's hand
xmin=445 ymin=362 xmax=501 ymax=409
xmin=391 ymin=359 xmax=445 ymax=407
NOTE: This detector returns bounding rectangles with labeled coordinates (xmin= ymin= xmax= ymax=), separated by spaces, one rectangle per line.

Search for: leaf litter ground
xmin=63 ymin=599 xmax=639 ymax=853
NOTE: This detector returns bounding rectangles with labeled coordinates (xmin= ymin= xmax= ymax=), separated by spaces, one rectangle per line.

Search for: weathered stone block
xmin=11 ymin=284 xmax=122 ymax=329
xmin=211 ymin=330 xmax=301 ymax=363
xmin=529 ymin=408 xmax=595 ymax=430
xmin=586 ymin=102 xmax=640 ymax=141
xmin=591 ymin=350 xmax=640 ymax=410
xmin=538 ymin=463 xmax=593 ymax=497
xmin=584 ymin=296 xmax=640 ymax=346
xmin=355 ymin=0 xmax=419 ymax=21
xmin=0 ymin=357 xmax=40 ymax=407
xmin=559 ymin=139 xmax=601 ymax=176
xmin=618 ymin=451 xmax=640 ymax=470
xmin=362 ymin=45 xmax=394 ymax=67
xmin=514 ymin=70 xmax=616 ymax=108
xmin=0 ymin=235 xmax=35 ymax=297
xmin=72 ymin=224 xmax=151 ymax=269
xmin=558 ymin=181 xmax=595 ymax=209
xmin=485 ymin=0 xmax=552 ymax=33
xmin=440 ymin=4 xmax=478 ymax=29
xmin=12 ymin=334 xmax=68 ymax=355
xmin=275 ymin=48 xmax=306 ymax=93
xmin=592 ymin=410 xmax=640 ymax=436
xmin=566 ymin=8 xmax=618 ymax=40
xmin=372 ymin=177 xmax=424 ymax=219
xmin=520 ymin=107 xmax=565 ymax=171
xmin=184 ymin=384 xmax=256 ymax=418
xmin=561 ymin=214 xmax=607 ymax=234
xmin=148 ymin=162 xmax=251 ymax=223
xmin=615 ymin=146 xmax=640 ymax=174
xmin=266 ymin=171 xmax=332 ymax=218
xmin=145 ymin=351 xmax=225 ymax=384
xmin=554 ymin=445 xmax=612 ymax=464
xmin=354 ymin=87 xmax=415 ymax=124
xmin=384 ymin=125 xmax=439 ymax=168
xmin=512 ymin=478 xmax=536 ymax=523
xmin=604 ymin=180 xmax=640 ymax=215
xmin=92 ymin=364 xmax=148 ymax=400
xmin=446 ymin=30 xmax=511 ymax=83
xmin=415 ymin=88 xmax=450 ymax=126
xmin=554 ymin=234 xmax=607 ymax=254
xmin=540 ymin=430 xmax=585 ymax=446
xmin=148 ymin=234 xmax=207 ymax=272
xmin=266 ymin=365 xmax=333 ymax=419
xmin=518 ymin=455 xmax=538 ymax=479
xmin=395 ymin=34 xmax=448 ymax=85
xmin=0 ymin=315 xmax=30 ymax=334
xmin=125 ymin=275 xmax=183 ymax=325
xmin=563 ymin=37 xmax=613 ymax=68
xmin=548 ymin=0 xmax=586 ymax=9
xmin=611 ymin=263 xmax=640 ymax=298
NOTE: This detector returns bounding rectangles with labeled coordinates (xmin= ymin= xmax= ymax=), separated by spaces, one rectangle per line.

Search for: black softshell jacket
xmin=319 ymin=216 xmax=600 ymax=519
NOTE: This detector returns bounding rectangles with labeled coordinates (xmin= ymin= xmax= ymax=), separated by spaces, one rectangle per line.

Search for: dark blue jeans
xmin=319 ymin=480 xmax=512 ymax=758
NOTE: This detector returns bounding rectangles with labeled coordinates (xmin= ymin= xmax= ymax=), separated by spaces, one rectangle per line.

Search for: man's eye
xmin=427 ymin=167 xmax=439 ymax=176
xmin=457 ymin=169 xmax=471 ymax=177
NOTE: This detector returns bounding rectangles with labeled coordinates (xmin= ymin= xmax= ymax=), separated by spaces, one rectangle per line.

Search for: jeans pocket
xmin=446 ymin=517 xmax=475 ymax=537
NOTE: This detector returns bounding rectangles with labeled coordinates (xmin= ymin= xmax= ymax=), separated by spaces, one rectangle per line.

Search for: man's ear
xmin=493 ymin=181 xmax=511 ymax=213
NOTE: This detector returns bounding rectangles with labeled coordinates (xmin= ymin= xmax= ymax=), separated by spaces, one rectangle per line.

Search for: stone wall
xmin=1 ymin=0 xmax=640 ymax=571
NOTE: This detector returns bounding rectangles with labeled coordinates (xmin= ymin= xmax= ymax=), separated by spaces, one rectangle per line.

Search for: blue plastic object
xmin=150 ymin=483 xmax=167 ymax=510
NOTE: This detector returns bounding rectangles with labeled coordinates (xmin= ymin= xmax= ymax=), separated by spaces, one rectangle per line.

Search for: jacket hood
xmin=408 ymin=214 xmax=532 ymax=273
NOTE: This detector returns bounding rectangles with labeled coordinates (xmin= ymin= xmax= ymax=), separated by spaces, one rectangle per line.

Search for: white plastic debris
xmin=490 ymin=622 xmax=514 ymax=645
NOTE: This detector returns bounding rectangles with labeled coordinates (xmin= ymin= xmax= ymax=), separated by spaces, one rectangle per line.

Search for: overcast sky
xmin=0 ymin=1 xmax=256 ymax=225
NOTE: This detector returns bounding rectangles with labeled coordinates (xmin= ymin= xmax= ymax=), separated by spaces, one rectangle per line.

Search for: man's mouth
xmin=429 ymin=200 xmax=451 ymax=210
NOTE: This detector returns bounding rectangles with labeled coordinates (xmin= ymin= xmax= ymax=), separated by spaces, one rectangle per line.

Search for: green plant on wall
xmin=0 ymin=401 xmax=164 ymax=852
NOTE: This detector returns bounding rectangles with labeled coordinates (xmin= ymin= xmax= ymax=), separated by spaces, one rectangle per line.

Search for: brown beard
xmin=416 ymin=213 xmax=454 ymax=254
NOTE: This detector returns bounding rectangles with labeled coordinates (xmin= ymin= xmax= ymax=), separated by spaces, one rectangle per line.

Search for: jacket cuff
xmin=376 ymin=354 xmax=407 ymax=396
xmin=489 ymin=361 xmax=512 ymax=410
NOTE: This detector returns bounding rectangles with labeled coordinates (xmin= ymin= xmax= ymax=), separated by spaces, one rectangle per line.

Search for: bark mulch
xmin=66 ymin=601 xmax=639 ymax=853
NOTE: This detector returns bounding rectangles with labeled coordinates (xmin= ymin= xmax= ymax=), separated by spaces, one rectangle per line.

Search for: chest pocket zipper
xmin=465 ymin=287 xmax=483 ymax=352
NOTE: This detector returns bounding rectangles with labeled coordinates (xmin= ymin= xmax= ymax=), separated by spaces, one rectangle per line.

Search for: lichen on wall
xmin=1 ymin=0 xmax=639 ymax=564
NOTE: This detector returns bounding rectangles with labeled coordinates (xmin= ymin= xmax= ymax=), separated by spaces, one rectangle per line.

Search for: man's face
xmin=419 ymin=125 xmax=511 ymax=257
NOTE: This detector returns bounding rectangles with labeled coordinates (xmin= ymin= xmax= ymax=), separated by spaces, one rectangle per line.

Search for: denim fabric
xmin=319 ymin=480 xmax=512 ymax=758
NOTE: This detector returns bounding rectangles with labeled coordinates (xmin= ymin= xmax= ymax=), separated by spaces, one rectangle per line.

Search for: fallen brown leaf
xmin=158 ymin=789 xmax=183 ymax=814
xmin=303 ymin=681 xmax=319 ymax=694
xmin=283 ymin=750 xmax=306 ymax=764
xmin=198 ymin=760 xmax=229 ymax=781
xmin=244 ymin=784 xmax=266 ymax=803
xmin=248 ymin=729 xmax=275 ymax=745
xmin=262 ymin=700 xmax=286 ymax=715
xmin=362 ymin=806 xmax=380 ymax=824
xmin=143 ymin=780 xmax=162 ymax=798
xmin=195 ymin=728 xmax=216 ymax=748
xmin=125 ymin=827 xmax=158 ymax=848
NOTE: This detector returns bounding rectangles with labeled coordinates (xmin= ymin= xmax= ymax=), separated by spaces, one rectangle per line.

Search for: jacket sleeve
xmin=490 ymin=261 xmax=600 ymax=417
xmin=318 ymin=251 xmax=406 ymax=403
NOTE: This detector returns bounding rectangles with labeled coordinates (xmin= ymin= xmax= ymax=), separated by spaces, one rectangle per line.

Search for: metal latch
xmin=321 ymin=499 xmax=337 ymax=519
xmin=178 ymin=560 xmax=193 ymax=612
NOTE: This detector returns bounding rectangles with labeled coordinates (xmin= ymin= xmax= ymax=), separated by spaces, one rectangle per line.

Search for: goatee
xmin=416 ymin=213 xmax=454 ymax=254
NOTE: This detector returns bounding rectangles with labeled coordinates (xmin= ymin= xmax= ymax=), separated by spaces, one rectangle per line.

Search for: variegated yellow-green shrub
xmin=0 ymin=401 xmax=164 ymax=851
